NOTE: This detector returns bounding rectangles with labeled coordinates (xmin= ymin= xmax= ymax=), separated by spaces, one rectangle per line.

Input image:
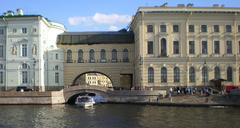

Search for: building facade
xmin=131 ymin=6 xmax=240 ymax=89
xmin=0 ymin=10 xmax=65 ymax=91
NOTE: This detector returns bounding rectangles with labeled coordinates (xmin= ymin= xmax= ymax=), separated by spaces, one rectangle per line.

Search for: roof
xmin=57 ymin=31 xmax=134 ymax=45
xmin=138 ymin=6 xmax=240 ymax=14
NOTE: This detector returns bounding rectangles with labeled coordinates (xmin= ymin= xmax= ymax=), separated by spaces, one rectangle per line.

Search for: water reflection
xmin=0 ymin=104 xmax=239 ymax=128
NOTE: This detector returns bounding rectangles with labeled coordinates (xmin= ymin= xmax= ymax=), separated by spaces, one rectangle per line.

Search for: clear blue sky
xmin=1 ymin=0 xmax=240 ymax=31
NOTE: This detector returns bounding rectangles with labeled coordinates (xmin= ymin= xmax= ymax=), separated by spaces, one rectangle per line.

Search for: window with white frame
xmin=173 ymin=41 xmax=179 ymax=54
xmin=226 ymin=41 xmax=232 ymax=54
xmin=22 ymin=63 xmax=29 ymax=84
xmin=214 ymin=41 xmax=220 ymax=54
xmin=202 ymin=41 xmax=208 ymax=54
xmin=189 ymin=41 xmax=195 ymax=54
xmin=188 ymin=25 xmax=194 ymax=32
xmin=148 ymin=67 xmax=154 ymax=83
xmin=189 ymin=67 xmax=195 ymax=82
xmin=147 ymin=41 xmax=153 ymax=54
xmin=160 ymin=25 xmax=167 ymax=32
xmin=21 ymin=44 xmax=27 ymax=57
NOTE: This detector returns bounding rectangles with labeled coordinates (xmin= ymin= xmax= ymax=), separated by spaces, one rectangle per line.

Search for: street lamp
xmin=33 ymin=58 xmax=36 ymax=91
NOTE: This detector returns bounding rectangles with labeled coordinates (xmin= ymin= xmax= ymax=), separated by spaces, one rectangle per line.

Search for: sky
xmin=1 ymin=0 xmax=240 ymax=32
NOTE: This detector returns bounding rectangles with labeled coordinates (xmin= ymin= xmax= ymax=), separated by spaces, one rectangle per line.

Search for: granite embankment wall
xmin=0 ymin=91 xmax=65 ymax=104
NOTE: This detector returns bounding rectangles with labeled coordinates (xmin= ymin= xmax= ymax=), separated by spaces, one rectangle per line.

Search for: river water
xmin=0 ymin=104 xmax=239 ymax=128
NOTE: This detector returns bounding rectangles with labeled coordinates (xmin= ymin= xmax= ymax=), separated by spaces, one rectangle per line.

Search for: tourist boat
xmin=75 ymin=96 xmax=95 ymax=107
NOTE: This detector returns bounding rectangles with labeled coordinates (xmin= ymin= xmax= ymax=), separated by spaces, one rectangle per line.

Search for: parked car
xmin=16 ymin=86 xmax=33 ymax=92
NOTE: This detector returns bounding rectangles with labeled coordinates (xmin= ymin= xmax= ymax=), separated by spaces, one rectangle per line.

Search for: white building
xmin=0 ymin=9 xmax=65 ymax=91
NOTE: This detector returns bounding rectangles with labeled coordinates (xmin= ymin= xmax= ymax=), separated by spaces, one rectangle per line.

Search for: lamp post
xmin=33 ymin=58 xmax=36 ymax=91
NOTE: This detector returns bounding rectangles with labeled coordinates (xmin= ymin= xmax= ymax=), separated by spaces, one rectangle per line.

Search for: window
xmin=0 ymin=29 xmax=4 ymax=35
xmin=55 ymin=54 xmax=58 ymax=60
xmin=213 ymin=25 xmax=219 ymax=32
xmin=55 ymin=72 xmax=59 ymax=83
xmin=202 ymin=66 xmax=208 ymax=83
xmin=189 ymin=41 xmax=195 ymax=54
xmin=0 ymin=45 xmax=3 ymax=58
xmin=239 ymin=41 xmax=240 ymax=54
xmin=112 ymin=49 xmax=117 ymax=62
xmin=173 ymin=41 xmax=179 ymax=54
xmin=22 ymin=28 xmax=27 ymax=34
xmin=89 ymin=49 xmax=95 ymax=63
xmin=214 ymin=67 xmax=221 ymax=79
xmin=226 ymin=25 xmax=232 ymax=32
xmin=161 ymin=38 xmax=167 ymax=57
xmin=227 ymin=67 xmax=233 ymax=82
xmin=78 ymin=49 xmax=83 ymax=63
xmin=174 ymin=67 xmax=180 ymax=83
xmin=214 ymin=41 xmax=220 ymax=54
xmin=226 ymin=41 xmax=232 ymax=54
xmin=147 ymin=41 xmax=153 ymax=54
xmin=238 ymin=25 xmax=240 ymax=33
xmin=189 ymin=67 xmax=195 ymax=82
xmin=123 ymin=49 xmax=129 ymax=62
xmin=160 ymin=25 xmax=167 ymax=32
xmin=188 ymin=25 xmax=194 ymax=32
xmin=100 ymin=49 xmax=106 ymax=63
xmin=22 ymin=44 xmax=27 ymax=57
xmin=173 ymin=25 xmax=179 ymax=32
xmin=147 ymin=25 xmax=153 ymax=32
xmin=148 ymin=67 xmax=154 ymax=83
xmin=201 ymin=25 xmax=207 ymax=32
xmin=22 ymin=63 xmax=29 ymax=84
xmin=66 ymin=50 xmax=72 ymax=63
xmin=202 ymin=41 xmax=208 ymax=54
xmin=0 ymin=64 xmax=3 ymax=69
xmin=0 ymin=71 xmax=3 ymax=84
xmin=33 ymin=28 xmax=37 ymax=33
xmin=55 ymin=65 xmax=59 ymax=70
xmin=161 ymin=67 xmax=167 ymax=83
xmin=13 ymin=28 xmax=17 ymax=33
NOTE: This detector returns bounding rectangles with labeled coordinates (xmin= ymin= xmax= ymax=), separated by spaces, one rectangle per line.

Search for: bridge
xmin=63 ymin=85 xmax=113 ymax=104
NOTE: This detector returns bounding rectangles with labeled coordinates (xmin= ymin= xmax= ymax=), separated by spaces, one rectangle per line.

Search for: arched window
xmin=123 ymin=49 xmax=129 ymax=62
xmin=89 ymin=49 xmax=95 ymax=63
xmin=227 ymin=67 xmax=233 ymax=81
xmin=148 ymin=67 xmax=154 ymax=83
xmin=67 ymin=50 xmax=72 ymax=63
xmin=22 ymin=63 xmax=30 ymax=84
xmin=174 ymin=67 xmax=180 ymax=82
xmin=112 ymin=49 xmax=117 ymax=62
xmin=78 ymin=49 xmax=83 ymax=63
xmin=202 ymin=66 xmax=208 ymax=83
xmin=214 ymin=66 xmax=221 ymax=79
xmin=161 ymin=38 xmax=167 ymax=57
xmin=100 ymin=49 xmax=106 ymax=63
xmin=189 ymin=67 xmax=195 ymax=82
xmin=161 ymin=67 xmax=167 ymax=83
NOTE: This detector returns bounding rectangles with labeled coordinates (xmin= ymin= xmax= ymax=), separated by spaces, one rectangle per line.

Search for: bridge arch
xmin=72 ymin=71 xmax=113 ymax=87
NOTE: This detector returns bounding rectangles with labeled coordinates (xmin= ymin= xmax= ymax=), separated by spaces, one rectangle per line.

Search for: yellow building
xmin=58 ymin=5 xmax=240 ymax=90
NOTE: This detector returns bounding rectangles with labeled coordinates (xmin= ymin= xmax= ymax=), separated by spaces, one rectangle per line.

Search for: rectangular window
xmin=227 ymin=41 xmax=232 ymax=54
xmin=56 ymin=54 xmax=58 ymax=60
xmin=213 ymin=25 xmax=219 ymax=32
xmin=0 ymin=29 xmax=4 ymax=35
xmin=147 ymin=41 xmax=153 ymax=54
xmin=160 ymin=25 xmax=167 ymax=32
xmin=201 ymin=25 xmax=207 ymax=32
xmin=188 ymin=25 xmax=194 ymax=32
xmin=22 ymin=44 xmax=27 ymax=57
xmin=13 ymin=28 xmax=17 ymax=33
xmin=238 ymin=25 xmax=240 ymax=33
xmin=22 ymin=71 xmax=28 ymax=84
xmin=0 ymin=72 xmax=3 ymax=84
xmin=189 ymin=41 xmax=195 ymax=54
xmin=214 ymin=41 xmax=220 ymax=54
xmin=55 ymin=72 xmax=59 ymax=83
xmin=0 ymin=45 xmax=3 ymax=58
xmin=173 ymin=41 xmax=179 ymax=54
xmin=147 ymin=25 xmax=153 ymax=33
xmin=173 ymin=25 xmax=179 ymax=32
xmin=22 ymin=28 xmax=27 ymax=34
xmin=202 ymin=41 xmax=208 ymax=54
xmin=226 ymin=25 xmax=232 ymax=32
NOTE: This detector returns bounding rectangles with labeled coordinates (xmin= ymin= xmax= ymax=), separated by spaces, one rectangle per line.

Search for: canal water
xmin=0 ymin=104 xmax=239 ymax=128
